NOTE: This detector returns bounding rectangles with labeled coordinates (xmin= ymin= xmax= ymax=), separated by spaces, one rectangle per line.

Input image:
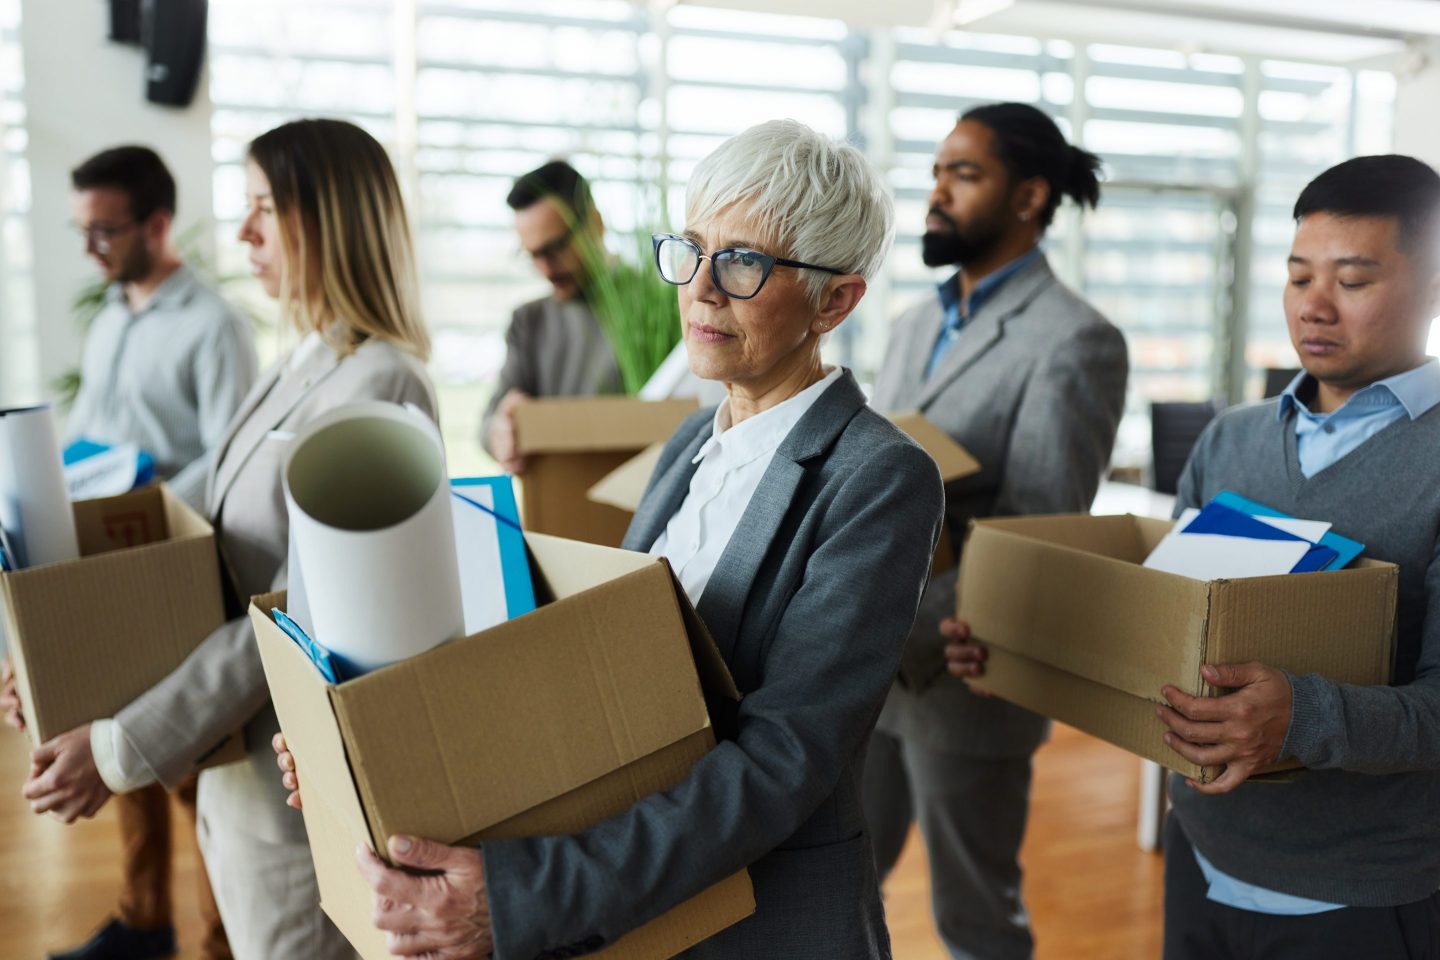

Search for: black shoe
xmin=46 ymin=919 xmax=177 ymax=960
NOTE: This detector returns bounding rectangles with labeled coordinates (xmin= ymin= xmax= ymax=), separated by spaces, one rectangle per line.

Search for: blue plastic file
xmin=0 ymin=517 xmax=13 ymax=571
xmin=63 ymin=439 xmax=156 ymax=489
xmin=272 ymin=608 xmax=343 ymax=684
xmin=1212 ymin=490 xmax=1364 ymax=571
xmin=451 ymin=476 xmax=536 ymax=621
xmin=1182 ymin=502 xmax=1310 ymax=543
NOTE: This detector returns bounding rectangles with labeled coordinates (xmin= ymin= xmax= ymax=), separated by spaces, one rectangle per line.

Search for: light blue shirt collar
xmin=937 ymin=246 xmax=1044 ymax=328
xmin=1277 ymin=358 xmax=1440 ymax=423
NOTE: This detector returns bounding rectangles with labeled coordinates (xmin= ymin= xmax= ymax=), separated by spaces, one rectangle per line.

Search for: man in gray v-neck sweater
xmin=1156 ymin=156 xmax=1440 ymax=958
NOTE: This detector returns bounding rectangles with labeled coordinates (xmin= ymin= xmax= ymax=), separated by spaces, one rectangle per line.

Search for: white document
xmin=284 ymin=401 xmax=464 ymax=676
xmin=1143 ymin=532 xmax=1310 ymax=580
xmin=0 ymin=405 xmax=80 ymax=569
xmin=451 ymin=488 xmax=511 ymax=635
xmin=64 ymin=443 xmax=142 ymax=500
xmin=1250 ymin=515 xmax=1331 ymax=542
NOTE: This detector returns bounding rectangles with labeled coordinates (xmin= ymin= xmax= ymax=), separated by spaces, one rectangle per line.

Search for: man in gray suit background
xmin=864 ymin=102 xmax=1129 ymax=959
xmin=481 ymin=160 xmax=623 ymax=473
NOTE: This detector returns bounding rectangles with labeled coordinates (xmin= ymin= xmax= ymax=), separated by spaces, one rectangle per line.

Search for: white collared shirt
xmin=288 ymin=330 xmax=327 ymax=372
xmin=651 ymin=366 xmax=843 ymax=604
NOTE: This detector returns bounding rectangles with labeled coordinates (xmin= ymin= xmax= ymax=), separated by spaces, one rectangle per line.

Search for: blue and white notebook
xmin=451 ymin=475 xmax=536 ymax=629
xmin=63 ymin=439 xmax=156 ymax=499
xmin=1143 ymin=492 xmax=1364 ymax=580
xmin=1210 ymin=490 xmax=1363 ymax=571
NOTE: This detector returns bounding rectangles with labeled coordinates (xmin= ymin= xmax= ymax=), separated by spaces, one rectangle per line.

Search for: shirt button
xmin=1323 ymin=423 xmax=1335 ymax=434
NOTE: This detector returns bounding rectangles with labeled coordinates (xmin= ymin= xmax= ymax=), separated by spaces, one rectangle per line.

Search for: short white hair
xmin=685 ymin=119 xmax=895 ymax=305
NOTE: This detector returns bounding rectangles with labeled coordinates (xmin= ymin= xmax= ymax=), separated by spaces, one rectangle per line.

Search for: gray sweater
xmin=1170 ymin=398 xmax=1440 ymax=907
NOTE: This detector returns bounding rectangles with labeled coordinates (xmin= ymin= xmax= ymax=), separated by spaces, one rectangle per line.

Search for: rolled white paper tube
xmin=283 ymin=401 xmax=464 ymax=677
xmin=0 ymin=405 xmax=80 ymax=569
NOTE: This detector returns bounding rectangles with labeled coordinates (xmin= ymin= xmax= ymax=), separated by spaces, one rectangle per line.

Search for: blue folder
xmin=63 ymin=439 xmax=156 ymax=489
xmin=451 ymin=476 xmax=536 ymax=621
xmin=1182 ymin=502 xmax=1338 ymax=573
xmin=1211 ymin=490 xmax=1363 ymax=571
xmin=272 ymin=608 xmax=343 ymax=683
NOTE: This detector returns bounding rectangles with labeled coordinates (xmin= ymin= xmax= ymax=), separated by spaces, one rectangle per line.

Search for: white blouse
xmin=650 ymin=366 xmax=843 ymax=604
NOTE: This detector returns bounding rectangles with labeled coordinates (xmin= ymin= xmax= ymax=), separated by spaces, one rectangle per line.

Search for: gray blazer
xmin=478 ymin=293 xmax=621 ymax=453
xmin=111 ymin=337 xmax=437 ymax=844
xmin=482 ymin=370 xmax=944 ymax=960
xmin=871 ymin=255 xmax=1128 ymax=757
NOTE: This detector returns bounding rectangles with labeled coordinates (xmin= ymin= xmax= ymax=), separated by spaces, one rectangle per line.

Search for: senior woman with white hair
xmin=273 ymin=119 xmax=945 ymax=959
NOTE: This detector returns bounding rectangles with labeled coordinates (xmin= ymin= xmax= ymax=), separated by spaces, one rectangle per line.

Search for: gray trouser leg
xmin=868 ymin=734 xmax=1036 ymax=960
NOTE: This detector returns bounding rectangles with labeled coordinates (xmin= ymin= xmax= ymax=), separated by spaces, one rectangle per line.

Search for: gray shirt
xmin=1171 ymin=398 xmax=1440 ymax=907
xmin=66 ymin=264 xmax=257 ymax=508
xmin=479 ymin=293 xmax=621 ymax=454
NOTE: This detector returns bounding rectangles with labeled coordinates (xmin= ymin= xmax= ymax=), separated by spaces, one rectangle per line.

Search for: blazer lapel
xmin=208 ymin=346 xmax=341 ymax=514
xmin=695 ymin=371 xmax=867 ymax=666
xmin=206 ymin=364 xmax=281 ymax=515
xmin=914 ymin=256 xmax=1056 ymax=410
xmin=621 ymin=426 xmax=711 ymax=553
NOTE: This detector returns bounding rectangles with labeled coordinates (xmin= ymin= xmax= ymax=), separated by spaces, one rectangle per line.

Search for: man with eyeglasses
xmin=480 ymin=160 xmax=623 ymax=473
xmin=23 ymin=144 xmax=254 ymax=960
xmin=66 ymin=145 xmax=257 ymax=511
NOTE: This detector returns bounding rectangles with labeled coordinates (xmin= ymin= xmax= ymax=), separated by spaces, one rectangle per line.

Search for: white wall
xmin=1391 ymin=40 xmax=1440 ymax=171
xmin=1391 ymin=40 xmax=1440 ymax=357
xmin=17 ymin=0 xmax=213 ymax=407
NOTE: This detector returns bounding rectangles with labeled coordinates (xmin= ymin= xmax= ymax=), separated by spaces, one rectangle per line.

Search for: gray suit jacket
xmin=871 ymin=255 xmax=1128 ymax=757
xmin=482 ymin=370 xmax=944 ymax=960
xmin=112 ymin=337 xmax=437 ymax=844
xmin=479 ymin=293 xmax=621 ymax=452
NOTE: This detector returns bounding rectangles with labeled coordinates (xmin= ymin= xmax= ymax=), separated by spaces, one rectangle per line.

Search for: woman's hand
xmin=942 ymin=618 xmax=989 ymax=680
xmin=272 ymin=732 xmax=303 ymax=810
xmin=357 ymin=835 xmax=494 ymax=959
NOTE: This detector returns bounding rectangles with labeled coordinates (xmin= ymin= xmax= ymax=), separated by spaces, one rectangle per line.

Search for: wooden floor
xmin=0 ymin=723 xmax=1162 ymax=959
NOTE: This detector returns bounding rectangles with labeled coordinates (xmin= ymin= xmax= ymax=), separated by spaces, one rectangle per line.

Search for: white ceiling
xmin=665 ymin=0 xmax=1440 ymax=64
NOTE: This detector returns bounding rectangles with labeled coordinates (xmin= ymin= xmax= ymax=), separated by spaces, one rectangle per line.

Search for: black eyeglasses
xmin=524 ymin=224 xmax=575 ymax=264
xmin=71 ymin=220 xmax=138 ymax=254
xmin=651 ymin=232 xmax=843 ymax=300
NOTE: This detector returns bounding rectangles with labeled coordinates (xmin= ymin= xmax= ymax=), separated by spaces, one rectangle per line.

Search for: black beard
xmin=115 ymin=244 xmax=155 ymax=285
xmin=921 ymin=210 xmax=1004 ymax=268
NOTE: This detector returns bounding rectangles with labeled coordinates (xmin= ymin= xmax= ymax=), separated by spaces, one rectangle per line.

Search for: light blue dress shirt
xmin=1194 ymin=357 xmax=1440 ymax=915
xmin=1278 ymin=359 xmax=1440 ymax=478
xmin=925 ymin=247 xmax=1044 ymax=377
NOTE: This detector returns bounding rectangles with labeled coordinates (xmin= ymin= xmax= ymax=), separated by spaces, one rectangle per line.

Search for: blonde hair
xmin=248 ymin=118 xmax=431 ymax=360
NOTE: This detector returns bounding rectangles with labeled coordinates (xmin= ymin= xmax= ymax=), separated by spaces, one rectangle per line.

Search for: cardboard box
xmin=587 ymin=410 xmax=980 ymax=522
xmin=959 ymin=513 xmax=1398 ymax=782
xmin=514 ymin=397 xmax=698 ymax=547
xmin=250 ymin=532 xmax=754 ymax=960
xmin=1 ymin=486 xmax=235 ymax=763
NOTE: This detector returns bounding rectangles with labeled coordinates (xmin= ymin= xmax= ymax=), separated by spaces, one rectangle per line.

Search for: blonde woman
xmin=21 ymin=118 xmax=435 ymax=960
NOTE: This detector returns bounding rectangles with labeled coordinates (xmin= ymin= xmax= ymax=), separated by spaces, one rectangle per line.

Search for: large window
xmin=0 ymin=0 xmax=33 ymax=406
xmin=206 ymin=0 xmax=1395 ymax=474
